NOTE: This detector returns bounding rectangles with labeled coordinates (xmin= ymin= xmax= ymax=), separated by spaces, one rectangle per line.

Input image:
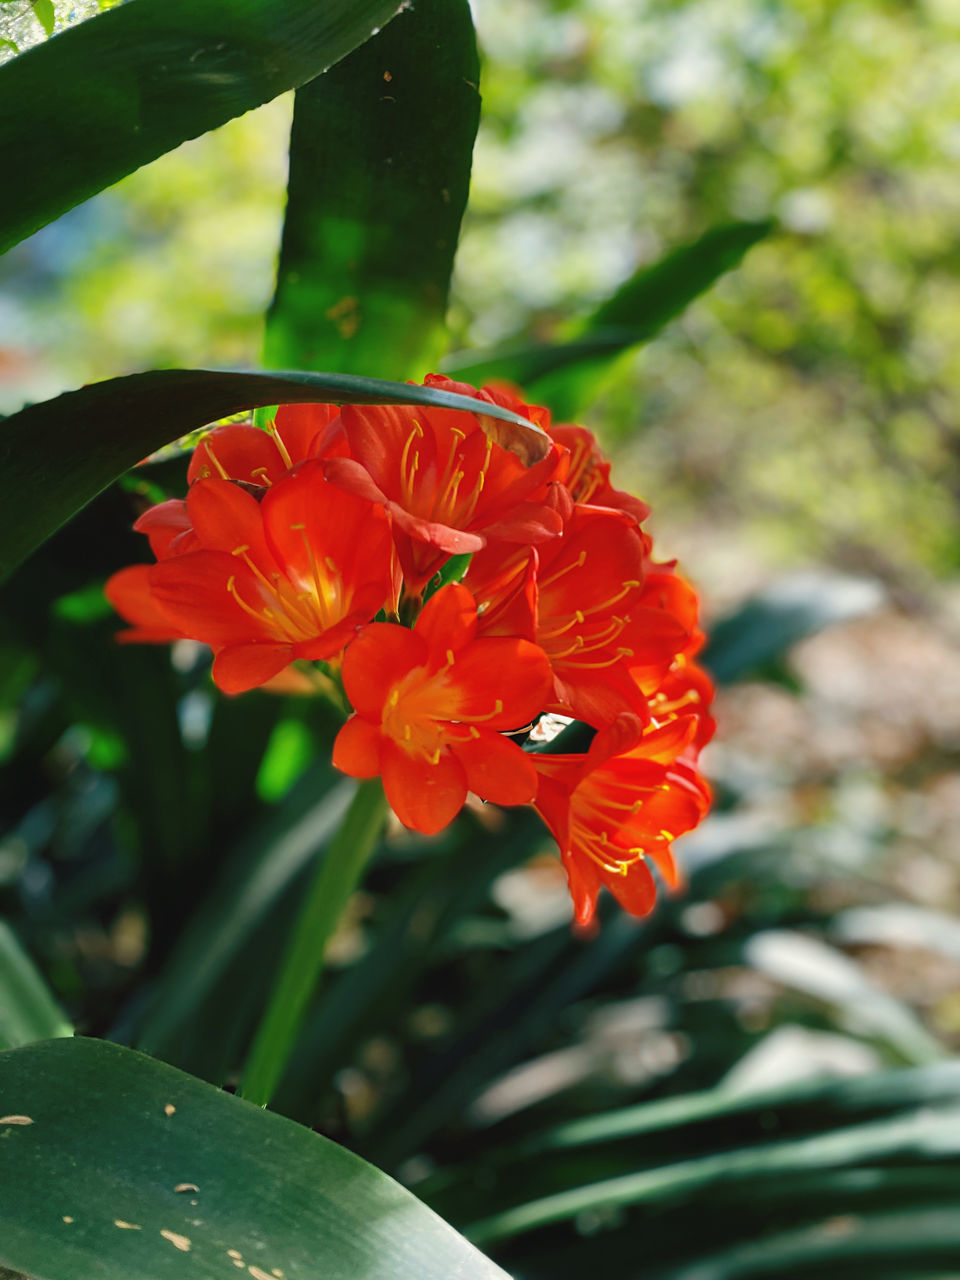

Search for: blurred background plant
xmin=2 ymin=1 xmax=960 ymax=1277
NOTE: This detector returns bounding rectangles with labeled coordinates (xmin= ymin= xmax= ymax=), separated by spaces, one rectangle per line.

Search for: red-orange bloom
xmin=324 ymin=376 xmax=565 ymax=595
xmin=187 ymin=403 xmax=345 ymax=488
xmin=466 ymin=504 xmax=653 ymax=726
xmin=550 ymin=423 xmax=650 ymax=524
xmin=106 ymin=461 xmax=394 ymax=693
xmin=333 ymin=583 xmax=553 ymax=835
xmin=533 ymin=712 xmax=711 ymax=926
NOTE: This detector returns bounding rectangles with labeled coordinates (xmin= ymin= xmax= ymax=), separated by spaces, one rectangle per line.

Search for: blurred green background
xmin=3 ymin=1 xmax=960 ymax=1276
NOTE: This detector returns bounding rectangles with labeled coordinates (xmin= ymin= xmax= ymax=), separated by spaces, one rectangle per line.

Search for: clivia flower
xmin=105 ymin=375 xmax=715 ymax=925
xmin=333 ymin=584 xmax=553 ymax=834
xmin=107 ymin=461 xmax=394 ymax=693
xmin=323 ymin=375 xmax=566 ymax=596
xmin=532 ymin=708 xmax=712 ymax=926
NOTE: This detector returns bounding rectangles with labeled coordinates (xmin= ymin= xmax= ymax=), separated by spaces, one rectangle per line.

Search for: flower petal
xmin=212 ymin=643 xmax=293 ymax=694
xmin=381 ymin=739 xmax=466 ymax=835
xmin=415 ymin=583 xmax=477 ymax=663
xmin=148 ymin=552 xmax=275 ymax=646
xmin=341 ymin=624 xmax=427 ymax=721
xmin=105 ymin=564 xmax=184 ymax=642
xmin=333 ymin=716 xmax=383 ymax=778
xmin=186 ymin=478 xmax=273 ymax=566
xmin=450 ymin=729 xmax=537 ymax=807
xmin=445 ymin=637 xmax=552 ymax=729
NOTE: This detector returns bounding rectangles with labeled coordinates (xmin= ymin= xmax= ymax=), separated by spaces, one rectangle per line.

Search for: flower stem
xmin=240 ymin=777 xmax=388 ymax=1107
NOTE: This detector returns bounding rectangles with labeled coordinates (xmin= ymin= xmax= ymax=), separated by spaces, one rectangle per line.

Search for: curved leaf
xmin=0 ymin=0 xmax=409 ymax=254
xmin=265 ymin=0 xmax=480 ymax=379
xmin=0 ymin=923 xmax=71 ymax=1050
xmin=0 ymin=1037 xmax=508 ymax=1280
xmin=444 ymin=220 xmax=773 ymax=417
xmin=0 ymin=367 xmax=547 ymax=583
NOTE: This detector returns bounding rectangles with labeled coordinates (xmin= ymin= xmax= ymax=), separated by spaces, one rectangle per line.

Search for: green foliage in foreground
xmin=0 ymin=1037 xmax=507 ymax=1280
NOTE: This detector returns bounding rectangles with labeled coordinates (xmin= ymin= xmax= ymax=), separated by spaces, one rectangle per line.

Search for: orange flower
xmin=187 ymin=403 xmax=345 ymax=489
xmin=324 ymin=376 xmax=565 ymax=595
xmin=333 ymin=583 xmax=553 ymax=834
xmin=106 ymin=461 xmax=394 ymax=693
xmin=466 ymin=504 xmax=653 ymax=725
xmin=550 ymin=422 xmax=650 ymax=524
xmin=533 ymin=710 xmax=711 ymax=926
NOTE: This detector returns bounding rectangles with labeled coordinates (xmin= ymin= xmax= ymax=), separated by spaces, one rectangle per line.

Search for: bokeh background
xmin=3 ymin=1 xmax=960 ymax=1275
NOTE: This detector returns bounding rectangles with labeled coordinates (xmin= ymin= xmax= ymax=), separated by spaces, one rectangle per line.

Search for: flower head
xmin=324 ymin=376 xmax=565 ymax=595
xmin=533 ymin=708 xmax=711 ymax=926
xmin=333 ymin=583 xmax=553 ymax=834
xmin=105 ymin=376 xmax=714 ymax=927
xmin=107 ymin=461 xmax=394 ymax=693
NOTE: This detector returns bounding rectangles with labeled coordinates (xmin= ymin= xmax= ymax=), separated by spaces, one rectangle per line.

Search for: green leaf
xmin=702 ymin=571 xmax=885 ymax=685
xmin=443 ymin=220 xmax=773 ymax=416
xmin=241 ymin=778 xmax=389 ymax=1107
xmin=136 ymin=773 xmax=354 ymax=1064
xmin=0 ymin=0 xmax=409 ymax=255
xmin=465 ymin=1098 xmax=960 ymax=1246
xmin=265 ymin=0 xmax=480 ymax=379
xmin=30 ymin=0 xmax=54 ymax=36
xmin=0 ymin=923 xmax=72 ymax=1049
xmin=0 ymin=367 xmax=547 ymax=584
xmin=0 ymin=1037 xmax=508 ymax=1280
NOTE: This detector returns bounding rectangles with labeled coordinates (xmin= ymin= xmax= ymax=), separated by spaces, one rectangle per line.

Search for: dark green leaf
xmin=0 ymin=1037 xmax=508 ymax=1279
xmin=465 ymin=1099 xmax=960 ymax=1246
xmin=265 ymin=0 xmax=480 ymax=379
xmin=444 ymin=220 xmax=773 ymax=416
xmin=0 ymin=0 xmax=410 ymax=254
xmin=0 ymin=367 xmax=547 ymax=583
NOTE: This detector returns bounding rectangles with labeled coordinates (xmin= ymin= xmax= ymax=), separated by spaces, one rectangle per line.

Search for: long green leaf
xmin=136 ymin=774 xmax=354 ymax=1065
xmin=0 ymin=0 xmax=410 ymax=255
xmin=0 ymin=1037 xmax=508 ymax=1280
xmin=0 ymin=367 xmax=546 ymax=583
xmin=0 ymin=924 xmax=71 ymax=1050
xmin=465 ymin=1103 xmax=960 ymax=1246
xmin=265 ymin=0 xmax=480 ymax=379
xmin=443 ymin=220 xmax=772 ymax=416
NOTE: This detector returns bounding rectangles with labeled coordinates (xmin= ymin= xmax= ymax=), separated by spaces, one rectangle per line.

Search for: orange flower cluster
xmin=106 ymin=376 xmax=713 ymax=925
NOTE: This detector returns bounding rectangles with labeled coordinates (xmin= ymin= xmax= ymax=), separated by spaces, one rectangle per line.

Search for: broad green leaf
xmin=443 ymin=220 xmax=773 ymax=417
xmin=0 ymin=366 xmax=546 ymax=583
xmin=702 ymin=571 xmax=885 ymax=685
xmin=0 ymin=0 xmax=409 ymax=254
xmin=265 ymin=0 xmax=480 ymax=379
xmin=0 ymin=1037 xmax=508 ymax=1280
xmin=0 ymin=923 xmax=71 ymax=1049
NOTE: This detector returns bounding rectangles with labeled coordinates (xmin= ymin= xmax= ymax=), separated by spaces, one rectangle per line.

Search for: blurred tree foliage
xmin=2 ymin=1 xmax=958 ymax=584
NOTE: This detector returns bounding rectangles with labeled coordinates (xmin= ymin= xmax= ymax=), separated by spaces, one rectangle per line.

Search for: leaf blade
xmin=0 ymin=1036 xmax=508 ymax=1279
xmin=265 ymin=0 xmax=480 ymax=379
xmin=0 ymin=367 xmax=547 ymax=583
xmin=444 ymin=220 xmax=773 ymax=416
xmin=0 ymin=0 xmax=408 ymax=254
xmin=0 ymin=923 xmax=72 ymax=1050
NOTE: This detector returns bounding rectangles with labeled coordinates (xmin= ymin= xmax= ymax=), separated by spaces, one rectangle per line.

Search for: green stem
xmin=240 ymin=777 xmax=388 ymax=1107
